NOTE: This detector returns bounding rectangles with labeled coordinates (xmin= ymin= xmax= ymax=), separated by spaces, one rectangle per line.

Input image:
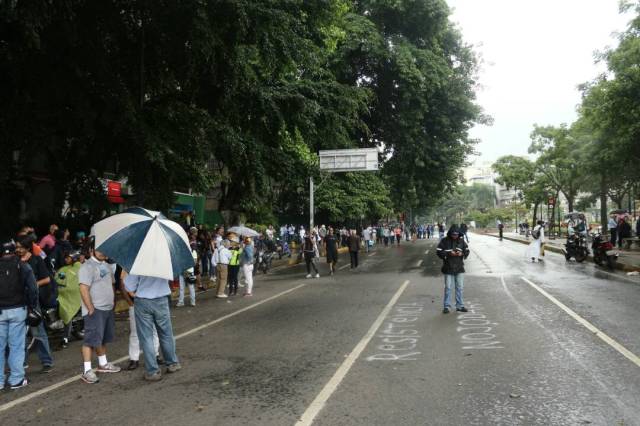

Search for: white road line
xmin=424 ymin=250 xmax=429 ymax=255
xmin=295 ymin=280 xmax=411 ymax=426
xmin=0 ymin=283 xmax=308 ymax=414
xmin=520 ymin=277 xmax=640 ymax=368
xmin=416 ymin=260 xmax=423 ymax=267
xmin=338 ymin=264 xmax=350 ymax=270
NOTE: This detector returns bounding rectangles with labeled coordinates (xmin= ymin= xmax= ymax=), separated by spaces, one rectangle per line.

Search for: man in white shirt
xmin=215 ymin=240 xmax=231 ymax=298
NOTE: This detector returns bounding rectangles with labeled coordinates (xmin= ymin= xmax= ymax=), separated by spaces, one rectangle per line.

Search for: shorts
xmin=83 ymin=308 xmax=115 ymax=348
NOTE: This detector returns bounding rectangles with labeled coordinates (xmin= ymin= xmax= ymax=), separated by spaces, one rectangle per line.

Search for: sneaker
xmin=9 ymin=378 xmax=29 ymax=390
xmin=190 ymin=302 xmax=196 ymax=307
xmin=97 ymin=362 xmax=121 ymax=373
xmin=62 ymin=337 xmax=69 ymax=348
xmin=306 ymin=274 xmax=312 ymax=278
xmin=216 ymin=294 xmax=228 ymax=298
xmin=156 ymin=356 xmax=165 ymax=366
xmin=443 ymin=307 xmax=450 ymax=314
xmin=144 ymin=371 xmax=162 ymax=382
xmin=81 ymin=370 xmax=99 ymax=384
xmin=166 ymin=363 xmax=182 ymax=373
xmin=126 ymin=360 xmax=139 ymax=371
xmin=41 ymin=364 xmax=54 ymax=374
xmin=456 ymin=307 xmax=468 ymax=313
xmin=315 ymin=273 xmax=320 ymax=278
xmin=209 ymin=276 xmax=216 ymax=282
xmin=243 ymin=293 xmax=252 ymax=297
xmin=175 ymin=302 xmax=185 ymax=307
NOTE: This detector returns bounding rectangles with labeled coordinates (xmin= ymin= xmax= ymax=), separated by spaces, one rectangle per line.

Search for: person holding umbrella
xmin=124 ymin=273 xmax=181 ymax=381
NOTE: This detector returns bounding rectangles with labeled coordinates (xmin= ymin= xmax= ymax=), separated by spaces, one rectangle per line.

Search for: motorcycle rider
xmin=0 ymin=238 xmax=38 ymax=390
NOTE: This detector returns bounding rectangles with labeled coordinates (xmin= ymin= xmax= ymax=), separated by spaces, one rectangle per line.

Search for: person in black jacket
xmin=0 ymin=238 xmax=38 ymax=390
xmin=436 ymin=225 xmax=470 ymax=314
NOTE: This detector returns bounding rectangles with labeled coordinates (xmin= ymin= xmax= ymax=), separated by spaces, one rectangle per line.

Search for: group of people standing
xmin=607 ymin=215 xmax=639 ymax=249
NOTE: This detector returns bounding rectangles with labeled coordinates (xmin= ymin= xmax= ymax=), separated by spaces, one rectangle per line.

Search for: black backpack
xmin=532 ymin=227 xmax=541 ymax=239
xmin=0 ymin=257 xmax=24 ymax=308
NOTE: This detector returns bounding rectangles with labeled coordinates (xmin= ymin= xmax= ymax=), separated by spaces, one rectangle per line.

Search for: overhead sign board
xmin=319 ymin=148 xmax=379 ymax=173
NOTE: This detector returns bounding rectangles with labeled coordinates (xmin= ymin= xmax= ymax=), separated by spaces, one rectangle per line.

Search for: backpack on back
xmin=532 ymin=227 xmax=541 ymax=239
xmin=0 ymin=257 xmax=24 ymax=308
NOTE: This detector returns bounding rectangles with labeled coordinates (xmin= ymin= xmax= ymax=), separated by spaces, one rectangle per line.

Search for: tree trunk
xmin=532 ymin=202 xmax=539 ymax=226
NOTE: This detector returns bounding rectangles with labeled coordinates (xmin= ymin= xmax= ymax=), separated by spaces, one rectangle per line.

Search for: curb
xmin=484 ymin=233 xmax=638 ymax=272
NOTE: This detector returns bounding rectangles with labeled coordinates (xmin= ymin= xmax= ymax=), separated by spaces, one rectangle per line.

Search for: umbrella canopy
xmin=227 ymin=225 xmax=259 ymax=237
xmin=609 ymin=209 xmax=629 ymax=215
xmin=91 ymin=207 xmax=193 ymax=280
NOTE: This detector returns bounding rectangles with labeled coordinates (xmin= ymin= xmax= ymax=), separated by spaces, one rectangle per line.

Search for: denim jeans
xmin=0 ymin=306 xmax=28 ymax=386
xmin=28 ymin=321 xmax=53 ymax=367
xmin=134 ymin=297 xmax=178 ymax=375
xmin=443 ymin=273 xmax=464 ymax=309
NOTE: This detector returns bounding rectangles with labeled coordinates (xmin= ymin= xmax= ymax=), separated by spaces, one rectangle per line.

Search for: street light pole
xmin=310 ymin=176 xmax=314 ymax=230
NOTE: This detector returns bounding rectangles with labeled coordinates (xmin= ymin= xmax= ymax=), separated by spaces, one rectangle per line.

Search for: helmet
xmin=26 ymin=308 xmax=43 ymax=327
xmin=1 ymin=239 xmax=16 ymax=255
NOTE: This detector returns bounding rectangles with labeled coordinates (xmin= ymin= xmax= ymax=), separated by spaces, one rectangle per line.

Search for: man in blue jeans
xmin=124 ymin=273 xmax=181 ymax=381
xmin=0 ymin=239 xmax=38 ymax=390
xmin=436 ymin=225 xmax=470 ymax=314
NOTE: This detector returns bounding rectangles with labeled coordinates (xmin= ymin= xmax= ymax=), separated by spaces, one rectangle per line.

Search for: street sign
xmin=319 ymin=148 xmax=379 ymax=173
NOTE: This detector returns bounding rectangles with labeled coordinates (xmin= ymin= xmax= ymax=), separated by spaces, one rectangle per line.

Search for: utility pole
xmin=309 ymin=176 xmax=314 ymax=230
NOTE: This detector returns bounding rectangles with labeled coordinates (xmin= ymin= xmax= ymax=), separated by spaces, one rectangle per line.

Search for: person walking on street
xmin=436 ymin=226 xmax=470 ymax=314
xmin=78 ymin=246 xmax=121 ymax=384
xmin=497 ymin=220 xmax=504 ymax=241
xmin=348 ymin=230 xmax=361 ymax=269
xmin=177 ymin=244 xmax=198 ymax=307
xmin=394 ymin=226 xmax=402 ymax=246
xmin=527 ymin=220 xmax=545 ymax=263
xmin=460 ymin=223 xmax=469 ymax=242
xmin=303 ymin=232 xmax=320 ymax=278
xmin=363 ymin=226 xmax=371 ymax=253
xmin=124 ymin=274 xmax=181 ymax=381
xmin=241 ymin=237 xmax=254 ymax=296
xmin=214 ymin=240 xmax=231 ymax=298
xmin=618 ymin=217 xmax=632 ymax=249
xmin=325 ymin=227 xmax=339 ymax=275
xmin=0 ymin=238 xmax=38 ymax=390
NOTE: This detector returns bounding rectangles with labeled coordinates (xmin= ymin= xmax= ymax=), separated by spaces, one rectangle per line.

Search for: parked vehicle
xmin=591 ymin=232 xmax=618 ymax=269
xmin=564 ymin=233 xmax=590 ymax=262
xmin=27 ymin=307 xmax=84 ymax=350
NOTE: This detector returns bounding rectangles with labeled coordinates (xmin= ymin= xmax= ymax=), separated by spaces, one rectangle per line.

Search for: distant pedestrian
xmin=124 ymin=274 xmax=181 ymax=381
xmin=460 ymin=223 xmax=469 ymax=242
xmin=228 ymin=238 xmax=242 ymax=296
xmin=325 ymin=227 xmax=338 ymax=275
xmin=241 ymin=237 xmax=254 ymax=296
xmin=497 ymin=220 xmax=504 ymax=241
xmin=348 ymin=230 xmax=361 ymax=269
xmin=214 ymin=240 xmax=231 ymax=298
xmin=394 ymin=226 xmax=402 ymax=246
xmin=438 ymin=223 xmax=445 ymax=239
xmin=527 ymin=220 xmax=545 ymax=263
xmin=303 ymin=232 xmax=320 ymax=278
xmin=608 ymin=215 xmax=617 ymax=247
xmin=176 ymin=244 xmax=198 ymax=307
xmin=78 ymin=246 xmax=121 ymax=384
xmin=436 ymin=226 xmax=469 ymax=314
xmin=618 ymin=218 xmax=632 ymax=249
xmin=363 ymin=227 xmax=371 ymax=253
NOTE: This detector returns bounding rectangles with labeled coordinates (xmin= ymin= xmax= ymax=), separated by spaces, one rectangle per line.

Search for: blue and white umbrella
xmin=91 ymin=207 xmax=193 ymax=280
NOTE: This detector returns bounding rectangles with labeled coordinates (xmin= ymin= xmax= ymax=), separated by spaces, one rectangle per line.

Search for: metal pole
xmin=310 ymin=176 xmax=314 ymax=230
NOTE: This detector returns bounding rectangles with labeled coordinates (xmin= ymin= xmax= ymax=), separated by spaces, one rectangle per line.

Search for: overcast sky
xmin=447 ymin=0 xmax=631 ymax=164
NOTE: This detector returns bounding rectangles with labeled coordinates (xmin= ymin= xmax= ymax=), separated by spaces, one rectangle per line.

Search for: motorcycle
xmin=564 ymin=233 xmax=590 ymax=263
xmin=27 ymin=307 xmax=84 ymax=351
xmin=253 ymin=247 xmax=275 ymax=275
xmin=591 ymin=232 xmax=618 ymax=269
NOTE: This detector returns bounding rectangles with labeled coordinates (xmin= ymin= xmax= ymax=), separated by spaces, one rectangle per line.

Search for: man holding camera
xmin=436 ymin=225 xmax=470 ymax=314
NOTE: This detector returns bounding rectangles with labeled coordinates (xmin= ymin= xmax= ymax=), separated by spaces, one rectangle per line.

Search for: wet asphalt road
xmin=1 ymin=233 xmax=639 ymax=426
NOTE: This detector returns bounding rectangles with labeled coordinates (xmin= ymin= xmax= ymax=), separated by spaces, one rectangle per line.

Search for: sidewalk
xmin=481 ymin=231 xmax=640 ymax=272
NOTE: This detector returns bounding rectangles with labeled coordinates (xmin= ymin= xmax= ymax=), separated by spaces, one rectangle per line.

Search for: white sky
xmin=447 ymin=0 xmax=632 ymax=164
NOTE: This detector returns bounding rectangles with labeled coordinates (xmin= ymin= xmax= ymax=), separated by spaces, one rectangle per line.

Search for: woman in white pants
xmin=241 ymin=237 xmax=255 ymax=296
xmin=527 ymin=220 xmax=545 ymax=263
